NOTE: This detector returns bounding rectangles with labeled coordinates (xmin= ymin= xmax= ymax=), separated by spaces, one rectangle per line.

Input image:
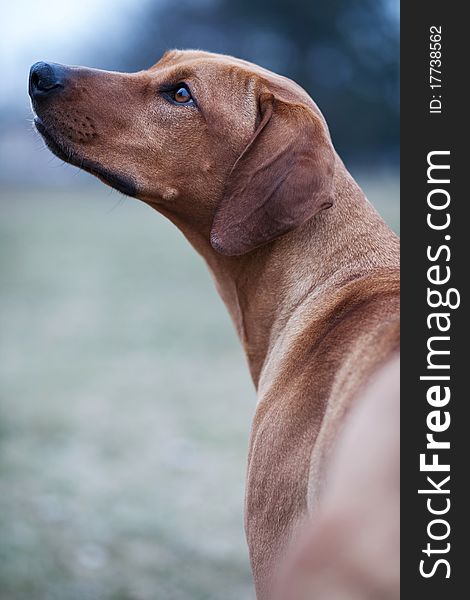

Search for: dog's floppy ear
xmin=210 ymin=93 xmax=335 ymax=256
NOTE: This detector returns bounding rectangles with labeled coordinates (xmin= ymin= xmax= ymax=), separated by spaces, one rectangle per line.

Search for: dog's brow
xmin=157 ymin=66 xmax=201 ymax=85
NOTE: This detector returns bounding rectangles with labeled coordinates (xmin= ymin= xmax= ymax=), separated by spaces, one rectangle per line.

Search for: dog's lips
xmin=34 ymin=116 xmax=71 ymax=163
xmin=33 ymin=116 xmax=138 ymax=197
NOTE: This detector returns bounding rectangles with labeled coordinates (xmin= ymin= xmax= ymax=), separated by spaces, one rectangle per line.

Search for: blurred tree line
xmin=104 ymin=0 xmax=398 ymax=164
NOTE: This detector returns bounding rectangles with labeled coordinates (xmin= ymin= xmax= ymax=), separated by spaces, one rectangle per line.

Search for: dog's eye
xmin=161 ymin=83 xmax=196 ymax=107
xmin=173 ymin=86 xmax=192 ymax=103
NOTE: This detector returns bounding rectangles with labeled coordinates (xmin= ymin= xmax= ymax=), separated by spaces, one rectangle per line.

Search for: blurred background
xmin=0 ymin=1 xmax=399 ymax=599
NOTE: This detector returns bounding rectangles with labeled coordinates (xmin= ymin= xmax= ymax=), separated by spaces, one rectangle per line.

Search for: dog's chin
xmin=34 ymin=117 xmax=137 ymax=197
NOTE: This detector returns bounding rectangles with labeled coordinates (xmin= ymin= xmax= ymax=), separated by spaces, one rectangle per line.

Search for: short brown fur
xmin=31 ymin=50 xmax=400 ymax=599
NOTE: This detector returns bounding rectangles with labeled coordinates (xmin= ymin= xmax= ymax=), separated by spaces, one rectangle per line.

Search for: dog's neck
xmin=157 ymin=160 xmax=399 ymax=387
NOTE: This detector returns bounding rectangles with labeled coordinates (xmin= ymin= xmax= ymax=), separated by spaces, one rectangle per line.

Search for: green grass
xmin=0 ymin=175 xmax=398 ymax=600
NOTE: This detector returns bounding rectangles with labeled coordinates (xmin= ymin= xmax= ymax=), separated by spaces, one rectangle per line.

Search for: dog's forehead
xmin=152 ymin=49 xmax=262 ymax=73
xmin=148 ymin=49 xmax=307 ymax=99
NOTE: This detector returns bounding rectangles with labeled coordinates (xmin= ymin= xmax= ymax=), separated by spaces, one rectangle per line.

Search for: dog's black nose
xmin=29 ymin=62 xmax=66 ymax=98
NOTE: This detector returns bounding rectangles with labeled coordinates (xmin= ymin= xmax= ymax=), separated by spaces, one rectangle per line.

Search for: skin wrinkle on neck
xmin=157 ymin=160 xmax=399 ymax=392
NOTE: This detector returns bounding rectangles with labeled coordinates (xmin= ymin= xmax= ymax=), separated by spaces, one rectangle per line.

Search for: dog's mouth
xmin=34 ymin=116 xmax=137 ymax=197
xmin=34 ymin=117 xmax=70 ymax=162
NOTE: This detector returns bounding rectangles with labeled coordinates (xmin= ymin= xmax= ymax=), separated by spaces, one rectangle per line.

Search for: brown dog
xmin=29 ymin=50 xmax=400 ymax=598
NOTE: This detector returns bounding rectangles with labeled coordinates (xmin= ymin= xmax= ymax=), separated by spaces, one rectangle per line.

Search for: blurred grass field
xmin=0 ymin=174 xmax=398 ymax=600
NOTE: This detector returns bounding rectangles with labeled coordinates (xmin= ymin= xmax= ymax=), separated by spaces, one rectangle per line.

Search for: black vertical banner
xmin=401 ymin=3 xmax=466 ymax=598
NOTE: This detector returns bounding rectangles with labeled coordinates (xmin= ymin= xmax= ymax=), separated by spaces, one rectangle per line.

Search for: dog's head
xmin=29 ymin=50 xmax=335 ymax=255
